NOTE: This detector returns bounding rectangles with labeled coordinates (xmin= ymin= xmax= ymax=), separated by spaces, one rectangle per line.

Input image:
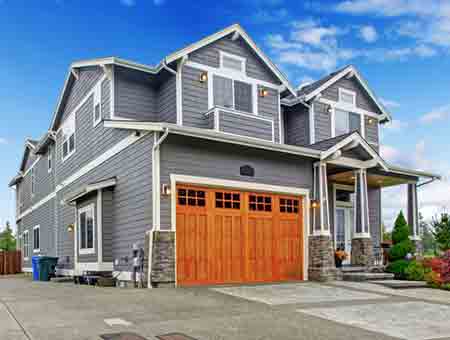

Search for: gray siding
xmin=219 ymin=110 xmax=273 ymax=141
xmin=23 ymin=149 xmax=37 ymax=172
xmin=114 ymin=67 xmax=158 ymax=120
xmin=33 ymin=147 xmax=56 ymax=203
xmin=56 ymin=133 xmax=153 ymax=270
xmin=258 ymin=86 xmax=280 ymax=143
xmin=190 ymin=35 xmax=280 ymax=85
xmin=102 ymin=188 xmax=114 ymax=263
xmin=369 ymin=188 xmax=381 ymax=247
xmin=182 ymin=65 xmax=209 ymax=128
xmin=322 ymin=77 xmax=382 ymax=115
xmin=160 ymin=135 xmax=314 ymax=229
xmin=284 ymin=104 xmax=310 ymax=146
xmin=157 ymin=74 xmax=177 ymax=123
xmin=313 ymin=102 xmax=332 ymax=142
xmin=55 ymin=78 xmax=129 ymax=183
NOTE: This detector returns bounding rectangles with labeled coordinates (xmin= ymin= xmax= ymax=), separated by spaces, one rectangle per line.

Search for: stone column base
xmin=351 ymin=237 xmax=374 ymax=267
xmin=308 ymin=235 xmax=338 ymax=281
xmin=411 ymin=239 xmax=424 ymax=258
xmin=150 ymin=230 xmax=175 ymax=287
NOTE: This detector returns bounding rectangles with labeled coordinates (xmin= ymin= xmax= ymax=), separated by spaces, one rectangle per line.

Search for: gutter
xmin=161 ymin=59 xmax=177 ymax=76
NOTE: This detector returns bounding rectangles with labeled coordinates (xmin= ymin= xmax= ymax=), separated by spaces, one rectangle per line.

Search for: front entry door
xmin=335 ymin=207 xmax=354 ymax=264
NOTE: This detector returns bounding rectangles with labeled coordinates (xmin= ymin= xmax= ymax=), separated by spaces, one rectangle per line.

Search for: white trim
xmin=318 ymin=97 xmax=381 ymax=120
xmin=22 ymin=267 xmax=32 ymax=273
xmin=110 ymin=64 xmax=115 ymax=119
xmin=47 ymin=147 xmax=52 ymax=173
xmin=32 ymin=225 xmax=40 ymax=253
xmin=176 ymin=57 xmax=187 ymax=125
xmin=93 ymin=83 xmax=102 ymax=127
xmin=77 ymin=204 xmax=95 ymax=256
xmin=278 ymin=93 xmax=284 ymax=144
xmin=152 ymin=133 xmax=161 ymax=230
xmin=338 ymin=87 xmax=356 ymax=107
xmin=165 ymin=24 xmax=296 ymax=96
xmin=186 ymin=61 xmax=281 ymax=91
xmin=219 ymin=50 xmax=246 ymax=74
xmin=309 ymin=103 xmax=315 ymax=144
xmin=74 ymin=207 xmax=78 ymax=267
xmin=76 ymin=262 xmax=113 ymax=274
xmin=97 ymin=189 xmax=103 ymax=264
xmin=65 ymin=177 xmax=117 ymax=203
xmin=147 ymin=230 xmax=153 ymax=289
xmin=22 ymin=230 xmax=29 ymax=261
xmin=56 ymin=268 xmax=74 ymax=276
xmin=207 ymin=71 xmax=214 ymax=110
xmin=330 ymin=106 xmax=336 ymax=138
xmin=170 ymin=174 xmax=310 ymax=281
xmin=113 ymin=271 xmax=144 ymax=282
xmin=61 ymin=111 xmax=76 ymax=163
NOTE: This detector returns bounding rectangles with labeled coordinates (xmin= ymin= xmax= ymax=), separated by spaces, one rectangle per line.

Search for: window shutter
xmin=213 ymin=76 xmax=233 ymax=108
xmin=234 ymin=81 xmax=253 ymax=113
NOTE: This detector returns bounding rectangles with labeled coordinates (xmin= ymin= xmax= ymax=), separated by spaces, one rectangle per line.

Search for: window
xmin=280 ymin=198 xmax=299 ymax=213
xmin=249 ymin=194 xmax=272 ymax=212
xmin=47 ymin=147 xmax=52 ymax=173
xmin=220 ymin=51 xmax=246 ymax=73
xmin=23 ymin=231 xmax=29 ymax=260
xmin=78 ymin=204 xmax=95 ymax=254
xmin=33 ymin=225 xmax=40 ymax=253
xmin=31 ymin=168 xmax=35 ymax=196
xmin=61 ymin=113 xmax=75 ymax=161
xmin=213 ymin=75 xmax=254 ymax=114
xmin=93 ymin=84 xmax=101 ymax=126
xmin=215 ymin=191 xmax=240 ymax=209
xmin=177 ymin=188 xmax=206 ymax=207
xmin=338 ymin=88 xmax=356 ymax=106
xmin=335 ymin=109 xmax=350 ymax=136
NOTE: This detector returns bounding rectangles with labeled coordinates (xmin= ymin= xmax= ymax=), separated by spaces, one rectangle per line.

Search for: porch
xmin=307 ymin=132 xmax=439 ymax=281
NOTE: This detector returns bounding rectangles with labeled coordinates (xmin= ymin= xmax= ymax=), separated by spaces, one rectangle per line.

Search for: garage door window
xmin=280 ymin=198 xmax=299 ymax=213
xmin=249 ymin=195 xmax=272 ymax=212
xmin=178 ymin=188 xmax=206 ymax=207
xmin=215 ymin=192 xmax=240 ymax=209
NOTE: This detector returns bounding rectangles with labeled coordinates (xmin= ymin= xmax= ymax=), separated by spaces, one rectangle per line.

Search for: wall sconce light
xmin=67 ymin=224 xmax=74 ymax=233
xmin=162 ymin=184 xmax=172 ymax=196
xmin=259 ymin=87 xmax=268 ymax=97
xmin=311 ymin=199 xmax=320 ymax=209
xmin=368 ymin=118 xmax=375 ymax=124
xmin=199 ymin=72 xmax=208 ymax=83
xmin=326 ymin=104 xmax=333 ymax=114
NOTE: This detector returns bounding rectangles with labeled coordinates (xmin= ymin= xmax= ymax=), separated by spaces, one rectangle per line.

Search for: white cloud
xmin=334 ymin=0 xmax=439 ymax=17
xmin=420 ymin=104 xmax=450 ymax=123
xmin=359 ymin=25 xmax=378 ymax=43
xmin=384 ymin=119 xmax=407 ymax=132
xmin=0 ymin=138 xmax=8 ymax=145
xmin=120 ymin=0 xmax=135 ymax=6
xmin=380 ymin=98 xmax=400 ymax=109
xmin=253 ymin=8 xmax=288 ymax=23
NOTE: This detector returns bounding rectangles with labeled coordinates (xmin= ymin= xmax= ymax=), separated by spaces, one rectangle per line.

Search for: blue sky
xmin=1 ymin=0 xmax=449 ymax=230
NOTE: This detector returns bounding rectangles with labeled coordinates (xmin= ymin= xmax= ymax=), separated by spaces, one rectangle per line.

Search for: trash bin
xmin=31 ymin=256 xmax=40 ymax=281
xmin=38 ymin=257 xmax=59 ymax=281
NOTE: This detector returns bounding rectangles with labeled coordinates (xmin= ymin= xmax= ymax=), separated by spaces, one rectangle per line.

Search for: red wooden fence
xmin=0 ymin=251 xmax=22 ymax=275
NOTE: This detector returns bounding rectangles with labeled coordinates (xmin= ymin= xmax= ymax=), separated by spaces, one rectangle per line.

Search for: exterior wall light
xmin=162 ymin=184 xmax=172 ymax=196
xmin=259 ymin=88 xmax=268 ymax=97
xmin=199 ymin=72 xmax=208 ymax=83
xmin=368 ymin=118 xmax=375 ymax=124
xmin=326 ymin=104 xmax=333 ymax=114
xmin=67 ymin=224 xmax=74 ymax=233
xmin=311 ymin=199 xmax=320 ymax=209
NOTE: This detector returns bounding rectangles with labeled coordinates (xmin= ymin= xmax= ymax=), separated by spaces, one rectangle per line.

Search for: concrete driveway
xmin=1 ymin=276 xmax=450 ymax=340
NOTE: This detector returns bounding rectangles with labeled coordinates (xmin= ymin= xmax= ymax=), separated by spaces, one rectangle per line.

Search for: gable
xmin=20 ymin=146 xmax=37 ymax=172
xmin=53 ymin=66 xmax=104 ymax=130
xmin=190 ymin=34 xmax=281 ymax=85
xmin=341 ymin=145 xmax=372 ymax=161
xmin=322 ymin=76 xmax=382 ymax=115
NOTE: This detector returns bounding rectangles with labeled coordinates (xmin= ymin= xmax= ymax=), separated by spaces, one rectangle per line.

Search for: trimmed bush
xmin=386 ymin=259 xmax=410 ymax=279
xmin=389 ymin=240 xmax=414 ymax=261
xmin=392 ymin=211 xmax=410 ymax=245
xmin=405 ymin=261 xmax=425 ymax=281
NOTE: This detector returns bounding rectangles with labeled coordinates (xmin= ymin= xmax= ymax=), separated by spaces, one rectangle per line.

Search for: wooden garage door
xmin=176 ymin=185 xmax=304 ymax=286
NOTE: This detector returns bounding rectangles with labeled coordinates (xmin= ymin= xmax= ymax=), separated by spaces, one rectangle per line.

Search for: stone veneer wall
xmin=308 ymin=235 xmax=337 ymax=281
xmin=150 ymin=231 xmax=175 ymax=287
xmin=351 ymin=238 xmax=374 ymax=267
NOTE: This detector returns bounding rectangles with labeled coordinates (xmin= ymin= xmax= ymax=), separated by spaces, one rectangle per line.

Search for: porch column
xmin=309 ymin=162 xmax=337 ymax=281
xmin=351 ymin=169 xmax=374 ymax=267
xmin=407 ymin=183 xmax=423 ymax=255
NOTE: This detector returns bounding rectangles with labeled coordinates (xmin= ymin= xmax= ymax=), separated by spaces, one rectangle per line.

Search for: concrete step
xmin=368 ymin=280 xmax=428 ymax=289
xmin=343 ymin=272 xmax=395 ymax=282
xmin=340 ymin=266 xmax=367 ymax=273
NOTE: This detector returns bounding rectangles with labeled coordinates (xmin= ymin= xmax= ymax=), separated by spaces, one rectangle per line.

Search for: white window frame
xmin=338 ymin=88 xmax=356 ymax=107
xmin=61 ymin=112 xmax=76 ymax=163
xmin=219 ymin=51 xmax=246 ymax=74
xmin=93 ymin=84 xmax=102 ymax=127
xmin=211 ymin=74 xmax=257 ymax=115
xmin=47 ymin=147 xmax=52 ymax=173
xmin=33 ymin=225 xmax=40 ymax=253
xmin=31 ymin=167 xmax=35 ymax=196
xmin=23 ymin=230 xmax=29 ymax=260
xmin=333 ymin=108 xmax=350 ymax=137
xmin=78 ymin=204 xmax=96 ymax=255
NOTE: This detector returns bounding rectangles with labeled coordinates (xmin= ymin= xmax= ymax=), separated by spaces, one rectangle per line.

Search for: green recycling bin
xmin=38 ymin=257 xmax=59 ymax=281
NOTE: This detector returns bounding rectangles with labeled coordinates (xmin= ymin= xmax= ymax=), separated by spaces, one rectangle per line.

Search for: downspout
xmin=162 ymin=59 xmax=177 ymax=76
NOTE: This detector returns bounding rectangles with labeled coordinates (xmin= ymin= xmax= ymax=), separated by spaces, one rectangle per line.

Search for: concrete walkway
xmin=1 ymin=276 xmax=450 ymax=340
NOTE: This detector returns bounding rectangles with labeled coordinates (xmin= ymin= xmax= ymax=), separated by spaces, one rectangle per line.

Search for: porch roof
xmin=64 ymin=177 xmax=117 ymax=204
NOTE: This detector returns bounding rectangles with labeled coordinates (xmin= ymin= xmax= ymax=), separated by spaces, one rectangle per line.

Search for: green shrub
xmin=404 ymin=261 xmax=425 ymax=281
xmin=392 ymin=211 xmax=410 ymax=244
xmin=386 ymin=259 xmax=410 ymax=279
xmin=389 ymin=240 xmax=414 ymax=261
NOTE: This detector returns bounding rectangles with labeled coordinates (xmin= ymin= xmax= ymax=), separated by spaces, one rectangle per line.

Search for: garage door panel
xmin=176 ymin=186 xmax=303 ymax=286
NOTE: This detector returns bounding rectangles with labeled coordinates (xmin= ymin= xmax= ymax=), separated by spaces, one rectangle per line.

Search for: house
xmin=9 ymin=24 xmax=440 ymax=286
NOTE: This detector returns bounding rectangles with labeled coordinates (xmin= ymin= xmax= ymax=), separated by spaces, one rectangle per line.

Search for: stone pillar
xmin=408 ymin=183 xmax=423 ymax=255
xmin=309 ymin=163 xmax=337 ymax=281
xmin=351 ymin=169 xmax=374 ymax=267
xmin=150 ymin=230 xmax=175 ymax=287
